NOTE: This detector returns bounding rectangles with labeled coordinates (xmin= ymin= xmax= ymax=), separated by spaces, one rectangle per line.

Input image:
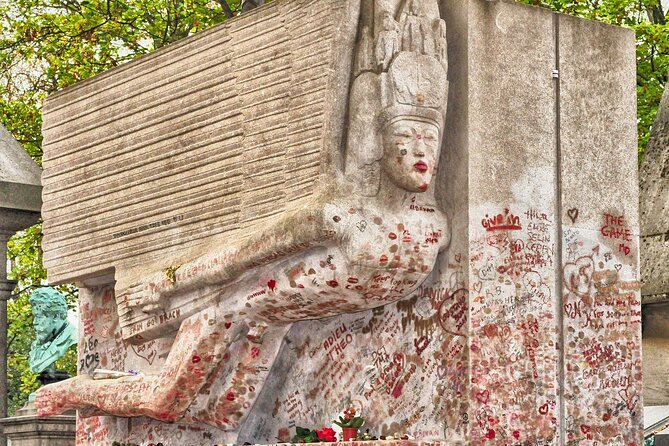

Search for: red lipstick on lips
xmin=414 ymin=161 xmax=428 ymax=173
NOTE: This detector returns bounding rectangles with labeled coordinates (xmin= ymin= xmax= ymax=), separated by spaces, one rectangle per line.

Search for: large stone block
xmin=640 ymin=83 xmax=669 ymax=300
xmin=640 ymin=82 xmax=669 ymax=407
xmin=41 ymin=0 xmax=358 ymax=287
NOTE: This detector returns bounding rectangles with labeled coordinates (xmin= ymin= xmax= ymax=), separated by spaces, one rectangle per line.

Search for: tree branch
xmin=216 ymin=0 xmax=235 ymax=18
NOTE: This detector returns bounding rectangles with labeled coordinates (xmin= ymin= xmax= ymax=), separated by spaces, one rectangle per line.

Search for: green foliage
xmin=0 ymin=0 xmax=243 ymax=414
xmin=6 ymin=224 xmax=78 ymax=414
xmin=517 ymin=0 xmax=669 ymax=162
xmin=0 ymin=0 xmax=242 ymax=162
xmin=334 ymin=415 xmax=365 ymax=428
xmin=292 ymin=426 xmax=321 ymax=443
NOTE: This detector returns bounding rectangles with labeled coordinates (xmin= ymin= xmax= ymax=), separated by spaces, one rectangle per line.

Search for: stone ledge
xmin=643 ymin=293 xmax=669 ymax=304
xmin=213 ymin=442 xmax=464 ymax=446
xmin=0 ymin=414 xmax=75 ymax=445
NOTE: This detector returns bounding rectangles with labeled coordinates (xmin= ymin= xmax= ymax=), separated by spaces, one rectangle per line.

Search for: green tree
xmin=6 ymin=224 xmax=78 ymax=414
xmin=0 ymin=0 xmax=243 ymax=414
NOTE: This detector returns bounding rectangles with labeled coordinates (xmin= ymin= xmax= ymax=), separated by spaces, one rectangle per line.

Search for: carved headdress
xmin=346 ymin=0 xmax=449 ymax=195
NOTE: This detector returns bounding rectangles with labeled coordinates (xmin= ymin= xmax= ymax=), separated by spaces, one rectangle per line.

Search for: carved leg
xmin=35 ymin=308 xmax=246 ymax=421
xmin=185 ymin=323 xmax=292 ymax=429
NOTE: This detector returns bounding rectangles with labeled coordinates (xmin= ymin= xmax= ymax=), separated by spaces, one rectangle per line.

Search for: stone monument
xmin=33 ymin=0 xmax=642 ymax=444
xmin=640 ymin=81 xmax=669 ymax=406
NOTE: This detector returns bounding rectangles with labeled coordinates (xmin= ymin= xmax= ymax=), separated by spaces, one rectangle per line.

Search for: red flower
xmin=317 ymin=427 xmax=337 ymax=442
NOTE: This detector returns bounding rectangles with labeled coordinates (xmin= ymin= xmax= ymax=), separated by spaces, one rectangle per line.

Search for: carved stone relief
xmin=35 ymin=0 xmax=452 ymax=433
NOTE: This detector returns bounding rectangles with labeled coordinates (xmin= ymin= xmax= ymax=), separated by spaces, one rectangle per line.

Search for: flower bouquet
xmin=292 ymin=426 xmax=337 ymax=443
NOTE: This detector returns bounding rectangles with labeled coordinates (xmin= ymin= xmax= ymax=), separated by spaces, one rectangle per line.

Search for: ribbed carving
xmin=42 ymin=0 xmax=345 ymax=283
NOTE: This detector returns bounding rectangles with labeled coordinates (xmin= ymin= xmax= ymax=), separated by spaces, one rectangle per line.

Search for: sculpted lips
xmin=414 ymin=161 xmax=428 ymax=173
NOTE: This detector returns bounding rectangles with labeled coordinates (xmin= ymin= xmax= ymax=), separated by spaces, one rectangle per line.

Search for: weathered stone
xmin=40 ymin=0 xmax=359 ymax=288
xmin=642 ymin=302 xmax=669 ymax=405
xmin=34 ymin=0 xmax=641 ymax=445
xmin=0 ymin=414 xmax=75 ymax=446
xmin=640 ymin=82 xmax=669 ymax=301
xmin=0 ymin=125 xmax=41 ymax=215
xmin=639 ymin=82 xmax=669 ymax=406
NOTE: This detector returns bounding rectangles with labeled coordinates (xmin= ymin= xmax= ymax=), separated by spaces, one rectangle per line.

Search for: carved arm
xmin=118 ymin=204 xmax=334 ymax=313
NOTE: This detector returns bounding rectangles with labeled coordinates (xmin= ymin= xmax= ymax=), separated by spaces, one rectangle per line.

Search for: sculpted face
xmin=33 ymin=310 xmax=62 ymax=344
xmin=381 ymin=117 xmax=440 ymax=192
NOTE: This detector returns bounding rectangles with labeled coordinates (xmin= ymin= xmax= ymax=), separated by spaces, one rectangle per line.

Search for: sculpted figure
xmin=435 ymin=19 xmax=447 ymax=63
xmin=400 ymin=0 xmax=423 ymax=53
xmin=375 ymin=12 xmax=400 ymax=70
xmin=28 ymin=288 xmax=77 ymax=374
xmin=356 ymin=26 xmax=374 ymax=75
xmin=36 ymin=0 xmax=450 ymax=430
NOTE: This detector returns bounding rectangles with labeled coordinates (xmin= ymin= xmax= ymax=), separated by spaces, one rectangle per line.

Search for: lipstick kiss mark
xmin=475 ymin=390 xmax=490 ymax=404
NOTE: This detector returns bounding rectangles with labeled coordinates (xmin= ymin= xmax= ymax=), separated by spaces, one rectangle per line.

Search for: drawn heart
xmin=267 ymin=279 xmax=277 ymax=291
xmin=473 ymin=281 xmax=483 ymax=293
xmin=580 ymin=425 xmax=590 ymax=435
xmin=131 ymin=344 xmax=157 ymax=366
xmin=224 ymin=322 xmax=232 ymax=329
xmin=614 ymin=264 xmax=622 ymax=272
xmin=475 ymin=390 xmax=490 ymax=404
xmin=455 ymin=253 xmax=462 ymax=263
xmin=567 ymin=208 xmax=579 ymax=224
xmin=563 ymin=256 xmax=594 ymax=297
xmin=618 ymin=388 xmax=637 ymax=411
xmin=538 ymin=403 xmax=549 ymax=415
xmin=437 ymin=365 xmax=447 ymax=379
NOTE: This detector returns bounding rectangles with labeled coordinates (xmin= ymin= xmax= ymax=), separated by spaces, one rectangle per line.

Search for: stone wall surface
xmin=35 ymin=0 xmax=641 ymax=445
xmin=558 ymin=14 xmax=641 ymax=445
xmin=642 ymin=302 xmax=669 ymax=406
xmin=640 ymin=82 xmax=669 ymax=407
xmin=640 ymin=82 xmax=669 ymax=300
xmin=466 ymin=1 xmax=560 ymax=444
